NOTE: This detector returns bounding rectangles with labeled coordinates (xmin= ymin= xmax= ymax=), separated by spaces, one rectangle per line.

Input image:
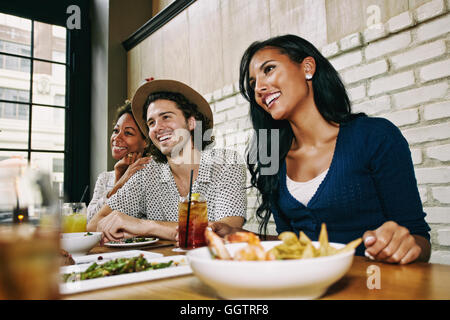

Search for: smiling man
xmin=87 ymin=79 xmax=247 ymax=241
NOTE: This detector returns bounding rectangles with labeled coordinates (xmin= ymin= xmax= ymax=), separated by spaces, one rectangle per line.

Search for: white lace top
xmin=286 ymin=169 xmax=329 ymax=206
xmin=87 ymin=171 xmax=115 ymax=222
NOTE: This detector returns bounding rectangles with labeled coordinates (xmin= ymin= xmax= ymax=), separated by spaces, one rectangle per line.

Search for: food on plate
xmin=60 ymin=249 xmax=75 ymax=266
xmin=205 ymin=228 xmax=271 ymax=261
xmin=205 ymin=228 xmax=232 ymax=260
xmin=205 ymin=223 xmax=362 ymax=261
xmin=226 ymin=232 xmax=267 ymax=261
xmin=62 ymin=254 xmax=185 ymax=283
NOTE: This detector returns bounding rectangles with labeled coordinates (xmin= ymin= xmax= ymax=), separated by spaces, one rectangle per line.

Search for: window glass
xmin=30 ymin=152 xmax=64 ymax=195
xmin=0 ymin=13 xmax=67 ymax=191
xmin=0 ymin=13 xmax=31 ymax=57
xmin=0 ymin=52 xmax=31 ymax=74
xmin=32 ymin=60 xmax=65 ymax=106
xmin=31 ymin=105 xmax=65 ymax=151
xmin=34 ymin=21 xmax=66 ymax=63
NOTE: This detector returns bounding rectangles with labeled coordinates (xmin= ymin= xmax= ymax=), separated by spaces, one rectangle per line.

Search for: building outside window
xmin=0 ymin=12 xmax=66 ymax=196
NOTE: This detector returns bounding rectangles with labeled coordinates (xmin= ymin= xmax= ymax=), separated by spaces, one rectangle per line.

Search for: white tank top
xmin=286 ymin=169 xmax=329 ymax=206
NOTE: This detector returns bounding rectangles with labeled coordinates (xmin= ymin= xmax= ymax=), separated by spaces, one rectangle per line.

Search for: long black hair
xmin=239 ymin=34 xmax=365 ymax=237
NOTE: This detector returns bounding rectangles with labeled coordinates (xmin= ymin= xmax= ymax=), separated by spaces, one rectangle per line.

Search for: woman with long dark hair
xmin=214 ymin=34 xmax=431 ymax=264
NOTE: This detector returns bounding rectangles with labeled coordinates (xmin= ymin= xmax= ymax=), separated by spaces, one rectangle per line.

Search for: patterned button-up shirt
xmin=107 ymin=148 xmax=247 ymax=222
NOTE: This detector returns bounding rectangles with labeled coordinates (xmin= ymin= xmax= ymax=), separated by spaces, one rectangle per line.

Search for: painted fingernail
xmin=365 ymin=250 xmax=375 ymax=260
xmin=364 ymin=236 xmax=375 ymax=245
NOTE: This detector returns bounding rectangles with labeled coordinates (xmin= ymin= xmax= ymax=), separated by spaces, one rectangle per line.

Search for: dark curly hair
xmin=143 ymin=91 xmax=215 ymax=163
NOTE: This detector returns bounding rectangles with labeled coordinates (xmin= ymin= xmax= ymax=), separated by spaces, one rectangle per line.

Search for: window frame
xmin=122 ymin=0 xmax=196 ymax=51
xmin=0 ymin=0 xmax=91 ymax=202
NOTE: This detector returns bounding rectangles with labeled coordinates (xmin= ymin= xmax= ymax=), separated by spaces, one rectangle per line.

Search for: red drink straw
xmin=184 ymin=169 xmax=194 ymax=248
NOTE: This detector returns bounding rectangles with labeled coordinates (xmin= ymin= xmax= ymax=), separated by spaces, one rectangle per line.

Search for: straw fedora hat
xmin=131 ymin=79 xmax=213 ymax=138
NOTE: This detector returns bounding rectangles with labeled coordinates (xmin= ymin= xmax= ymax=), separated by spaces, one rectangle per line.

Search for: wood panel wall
xmin=127 ymin=0 xmax=433 ymax=98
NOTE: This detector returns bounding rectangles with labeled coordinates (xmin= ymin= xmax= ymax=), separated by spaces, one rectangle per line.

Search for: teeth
xmin=114 ymin=146 xmax=127 ymax=150
xmin=265 ymin=92 xmax=281 ymax=106
xmin=158 ymin=135 xmax=171 ymax=142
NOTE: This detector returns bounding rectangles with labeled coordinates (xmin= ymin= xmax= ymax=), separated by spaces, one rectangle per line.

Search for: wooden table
xmin=63 ymin=240 xmax=450 ymax=300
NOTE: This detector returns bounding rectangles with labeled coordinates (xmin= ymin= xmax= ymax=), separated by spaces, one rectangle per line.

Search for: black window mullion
xmin=0 ymin=51 xmax=66 ymax=67
xmin=26 ymin=20 xmax=34 ymax=163
xmin=0 ymin=99 xmax=66 ymax=110
xmin=64 ymin=11 xmax=91 ymax=203
xmin=0 ymin=148 xmax=64 ymax=153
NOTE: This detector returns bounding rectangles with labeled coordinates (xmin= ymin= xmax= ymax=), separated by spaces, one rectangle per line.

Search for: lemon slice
xmin=190 ymin=193 xmax=200 ymax=201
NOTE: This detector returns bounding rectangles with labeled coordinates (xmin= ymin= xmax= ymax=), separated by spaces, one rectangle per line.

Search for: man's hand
xmin=96 ymin=210 xmax=148 ymax=242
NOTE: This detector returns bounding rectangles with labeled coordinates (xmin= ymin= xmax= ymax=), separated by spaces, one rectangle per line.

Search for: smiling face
xmin=146 ymin=99 xmax=195 ymax=158
xmin=248 ymin=47 xmax=313 ymax=120
xmin=110 ymin=113 xmax=147 ymax=160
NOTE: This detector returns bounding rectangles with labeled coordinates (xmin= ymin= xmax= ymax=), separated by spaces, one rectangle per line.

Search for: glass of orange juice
xmin=61 ymin=202 xmax=87 ymax=233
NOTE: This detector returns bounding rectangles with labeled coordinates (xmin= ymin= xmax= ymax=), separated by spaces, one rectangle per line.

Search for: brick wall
xmin=203 ymin=1 xmax=450 ymax=264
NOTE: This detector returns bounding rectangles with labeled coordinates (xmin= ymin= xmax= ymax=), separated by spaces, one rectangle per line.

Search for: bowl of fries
xmin=60 ymin=232 xmax=102 ymax=256
xmin=186 ymin=224 xmax=362 ymax=300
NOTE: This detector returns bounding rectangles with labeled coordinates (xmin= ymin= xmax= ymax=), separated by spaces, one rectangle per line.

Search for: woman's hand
xmin=363 ymin=221 xmax=422 ymax=264
xmin=114 ymin=152 xmax=150 ymax=181
xmin=108 ymin=152 xmax=151 ymax=198
xmin=115 ymin=155 xmax=150 ymax=186
xmin=114 ymin=152 xmax=135 ymax=179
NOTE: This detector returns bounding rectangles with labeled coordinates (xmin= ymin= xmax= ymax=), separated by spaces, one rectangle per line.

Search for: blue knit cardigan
xmin=272 ymin=116 xmax=431 ymax=256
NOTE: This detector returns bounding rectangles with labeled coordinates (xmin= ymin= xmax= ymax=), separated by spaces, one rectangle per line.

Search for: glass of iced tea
xmin=178 ymin=193 xmax=208 ymax=250
xmin=61 ymin=202 xmax=87 ymax=233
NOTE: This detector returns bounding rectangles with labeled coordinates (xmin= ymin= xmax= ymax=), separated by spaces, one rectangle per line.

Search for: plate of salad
xmin=60 ymin=253 xmax=191 ymax=294
xmin=105 ymin=237 xmax=159 ymax=248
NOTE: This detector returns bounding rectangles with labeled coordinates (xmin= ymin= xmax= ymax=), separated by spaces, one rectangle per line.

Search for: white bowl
xmin=186 ymin=241 xmax=355 ymax=300
xmin=60 ymin=232 xmax=102 ymax=256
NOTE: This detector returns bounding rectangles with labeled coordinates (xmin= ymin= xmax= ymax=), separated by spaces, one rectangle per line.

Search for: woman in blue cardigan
xmin=214 ymin=34 xmax=431 ymax=264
